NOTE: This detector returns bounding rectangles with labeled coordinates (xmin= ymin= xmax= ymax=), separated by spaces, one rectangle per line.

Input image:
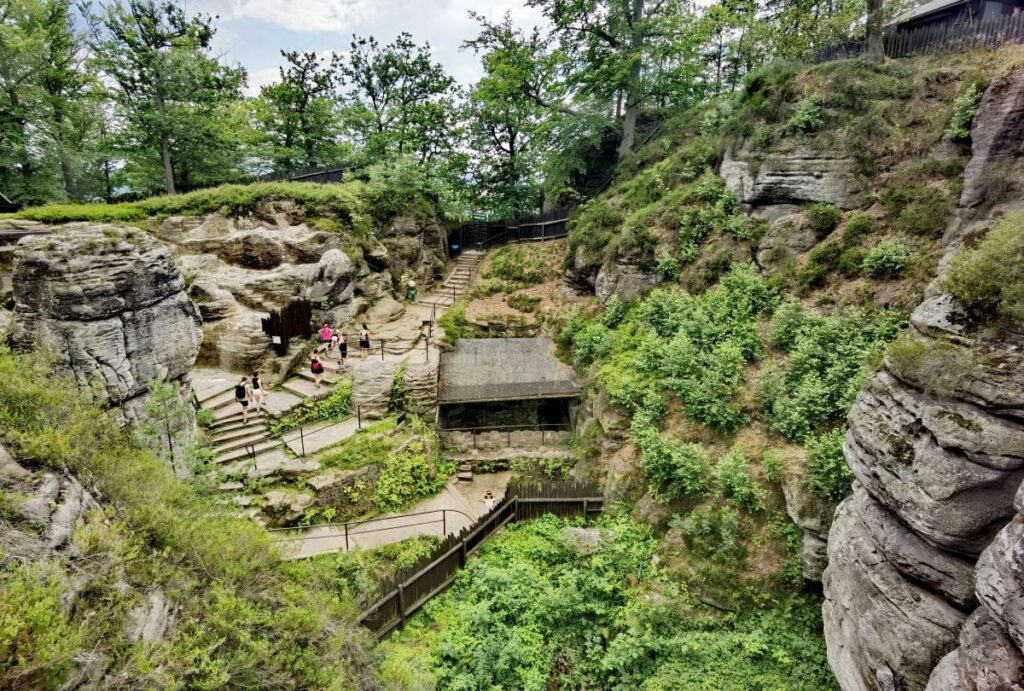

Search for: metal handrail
xmin=440 ymin=423 xmax=572 ymax=433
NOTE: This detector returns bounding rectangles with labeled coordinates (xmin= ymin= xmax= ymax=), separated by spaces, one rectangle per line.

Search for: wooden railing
xmin=358 ymin=479 xmax=604 ymax=639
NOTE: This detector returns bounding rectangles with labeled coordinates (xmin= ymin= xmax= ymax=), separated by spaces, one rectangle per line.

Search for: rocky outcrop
xmin=10 ymin=225 xmax=202 ymax=440
xmin=161 ymin=203 xmax=446 ymax=378
xmin=404 ymin=360 xmax=439 ymax=417
xmin=824 ymin=67 xmax=1024 ymax=690
xmin=351 ymin=361 xmax=401 ymax=420
xmin=781 ymin=470 xmax=836 ymax=581
xmin=721 ymin=145 xmax=865 ymax=210
xmin=755 ymin=210 xmax=819 ymax=273
xmin=960 ymin=68 xmax=1024 ymax=211
xmin=594 ymin=257 xmax=660 ymax=304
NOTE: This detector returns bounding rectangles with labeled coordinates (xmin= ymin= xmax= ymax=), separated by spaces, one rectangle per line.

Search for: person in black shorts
xmin=234 ymin=376 xmax=250 ymax=424
xmin=310 ymin=350 xmax=325 ymax=389
xmin=338 ymin=330 xmax=348 ymax=364
xmin=359 ymin=323 xmax=371 ymax=360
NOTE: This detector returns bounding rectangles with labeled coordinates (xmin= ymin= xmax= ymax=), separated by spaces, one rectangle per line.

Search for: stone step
xmin=212 ymin=408 xmax=265 ymax=426
xmin=296 ymin=370 xmax=340 ymax=385
xmin=457 ymin=471 xmax=474 ymax=482
xmin=210 ymin=417 xmax=264 ymax=436
xmin=458 ymin=463 xmax=473 ymax=472
xmin=281 ymin=378 xmax=332 ymax=400
xmin=196 ymin=384 xmax=236 ymax=408
xmin=199 ymin=388 xmax=241 ymax=412
xmin=211 ymin=424 xmax=272 ymax=444
xmin=216 ymin=439 xmax=284 ymax=464
xmin=213 ymin=431 xmax=271 ymax=454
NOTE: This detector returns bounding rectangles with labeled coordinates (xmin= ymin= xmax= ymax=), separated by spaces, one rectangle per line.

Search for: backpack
xmin=312 ymin=360 xmax=323 ymax=373
xmin=235 ymin=384 xmax=246 ymax=399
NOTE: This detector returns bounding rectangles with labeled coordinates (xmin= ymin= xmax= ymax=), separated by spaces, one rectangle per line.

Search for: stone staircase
xmin=417 ymin=250 xmax=485 ymax=309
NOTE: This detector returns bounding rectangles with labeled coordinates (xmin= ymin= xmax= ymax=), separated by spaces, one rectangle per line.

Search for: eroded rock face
xmin=595 ymin=258 xmax=660 ymax=304
xmin=960 ymin=67 xmax=1024 ymax=211
xmin=755 ymin=211 xmax=818 ymax=273
xmin=11 ymin=225 xmax=202 ymax=436
xmin=721 ymin=145 xmax=865 ymax=209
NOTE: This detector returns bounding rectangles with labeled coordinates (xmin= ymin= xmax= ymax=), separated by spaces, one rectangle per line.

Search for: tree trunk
xmin=154 ymin=90 xmax=176 ymax=194
xmin=866 ymin=0 xmax=885 ymax=64
xmin=617 ymin=0 xmax=645 ymax=161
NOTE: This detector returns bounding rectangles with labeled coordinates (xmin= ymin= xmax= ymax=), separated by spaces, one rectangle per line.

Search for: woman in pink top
xmin=319 ymin=322 xmax=333 ymax=355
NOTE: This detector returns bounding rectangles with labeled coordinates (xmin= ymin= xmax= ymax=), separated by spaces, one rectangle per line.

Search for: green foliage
xmin=885 ymin=333 xmax=982 ymax=398
xmin=378 ymin=515 xmax=836 ymax=690
xmin=486 ymin=244 xmax=552 ymax=284
xmin=438 ymin=299 xmax=473 ymax=344
xmin=269 ymin=381 xmax=353 ymax=437
xmin=759 ymin=306 xmax=905 ymax=441
xmin=507 ymin=292 xmax=541 ymax=313
xmin=601 ymin=295 xmax=628 ymax=328
xmin=881 ymin=172 xmax=955 ymax=238
xmin=0 ymin=562 xmax=85 ymax=689
xmin=841 ymin=213 xmax=875 ymax=247
xmin=135 ymin=373 xmax=194 ymax=475
xmin=947 ymin=82 xmax=984 ymax=142
xmin=768 ymin=299 xmax=806 ymax=351
xmin=763 ymin=451 xmax=783 ymax=485
xmin=787 ymin=97 xmax=823 ymax=133
xmin=838 ymin=247 xmax=867 ymax=278
xmin=943 ymin=213 xmax=1024 ymax=321
xmin=804 ymin=202 xmax=842 ymax=238
xmin=862 ymin=239 xmax=910 ymax=278
xmin=195 ymin=407 xmax=215 ymax=428
xmin=804 ymin=428 xmax=853 ymax=501
xmin=389 ymin=365 xmax=408 ymax=412
xmin=634 ymin=419 xmax=712 ymax=501
xmin=714 ymin=447 xmax=765 ymax=512
xmin=797 ymin=240 xmax=842 ymax=288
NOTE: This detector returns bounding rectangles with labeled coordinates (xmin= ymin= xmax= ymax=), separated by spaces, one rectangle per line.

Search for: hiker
xmin=406 ymin=279 xmax=417 ymax=302
xmin=310 ymin=350 xmax=325 ymax=389
xmin=250 ymin=370 xmax=267 ymax=412
xmin=330 ymin=329 xmax=341 ymax=360
xmin=319 ymin=322 xmax=333 ymax=354
xmin=234 ymin=376 xmax=250 ymax=424
xmin=481 ymin=490 xmax=496 ymax=513
xmin=359 ymin=323 xmax=371 ymax=360
xmin=337 ymin=329 xmax=348 ymax=364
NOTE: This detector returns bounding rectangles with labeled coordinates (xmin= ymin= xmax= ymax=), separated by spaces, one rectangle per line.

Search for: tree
xmin=83 ymin=0 xmax=246 ymax=194
xmin=256 ymin=50 xmax=343 ymax=172
xmin=339 ymin=32 xmax=460 ymax=164
xmin=136 ymin=373 xmax=194 ymax=477
xmin=526 ymin=0 xmax=689 ymax=160
xmin=866 ymin=0 xmax=884 ymax=64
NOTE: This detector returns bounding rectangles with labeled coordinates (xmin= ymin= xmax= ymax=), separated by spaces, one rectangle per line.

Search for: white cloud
xmin=244 ymin=66 xmax=280 ymax=96
xmin=205 ymin=0 xmax=547 ymax=86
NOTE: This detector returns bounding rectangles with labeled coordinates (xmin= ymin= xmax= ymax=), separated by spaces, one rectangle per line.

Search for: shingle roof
xmin=891 ymin=0 xmax=968 ymax=25
xmin=438 ymin=337 xmax=581 ymax=404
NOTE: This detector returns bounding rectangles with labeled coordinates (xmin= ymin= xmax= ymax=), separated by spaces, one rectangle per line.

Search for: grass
xmin=943 ymin=212 xmax=1024 ymax=321
xmin=13 ymin=181 xmax=372 ymax=231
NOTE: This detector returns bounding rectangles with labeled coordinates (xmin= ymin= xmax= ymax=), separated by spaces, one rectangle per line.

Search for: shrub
xmin=635 ymin=421 xmax=712 ymax=501
xmin=572 ymin=321 xmax=614 ymax=366
xmin=507 ymin=293 xmax=541 ymax=313
xmin=269 ymin=381 xmax=353 ymax=436
xmin=485 ymin=244 xmax=552 ymax=284
xmin=842 ymin=213 xmax=874 ymax=247
xmin=862 ymin=240 xmax=910 ymax=278
xmin=804 ymin=428 xmax=853 ymax=501
xmin=763 ymin=451 xmax=783 ymax=485
xmin=601 ymin=295 xmax=628 ymax=328
xmin=805 ymin=203 xmax=842 ymax=238
xmin=787 ymin=97 xmax=824 ymax=133
xmin=389 ymin=365 xmax=408 ymax=412
xmin=885 ymin=333 xmax=981 ymax=397
xmin=797 ymin=240 xmax=842 ymax=287
xmin=714 ymin=448 xmax=765 ymax=512
xmin=942 ymin=213 xmax=1024 ymax=321
xmin=947 ymin=82 xmax=984 ymax=142
xmin=438 ymin=301 xmax=472 ymax=344
xmin=838 ymin=247 xmax=867 ymax=277
xmin=881 ymin=183 xmax=950 ymax=237
xmin=768 ymin=299 xmax=807 ymax=351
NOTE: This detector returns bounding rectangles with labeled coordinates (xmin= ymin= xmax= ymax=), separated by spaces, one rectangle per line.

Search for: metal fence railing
xmin=358 ymin=479 xmax=604 ymax=639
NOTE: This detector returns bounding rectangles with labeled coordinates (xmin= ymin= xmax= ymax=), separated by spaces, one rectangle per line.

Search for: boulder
xmin=781 ymin=469 xmax=837 ymax=580
xmin=721 ymin=145 xmax=865 ymax=209
xmin=404 ymin=360 xmax=439 ymax=417
xmin=308 ymin=465 xmax=379 ymax=515
xmin=20 ymin=473 xmax=60 ymax=526
xmin=126 ymin=591 xmax=176 ymax=644
xmin=925 ymin=607 xmax=1024 ymax=691
xmin=188 ymin=279 xmax=237 ymax=320
xmin=823 ymin=490 xmax=969 ymax=691
xmin=365 ymin=294 xmax=405 ymax=323
xmin=755 ymin=211 xmax=819 ymax=273
xmin=0 ymin=443 xmax=29 ymax=483
xmin=261 ymin=489 xmax=315 ymax=524
xmin=11 ymin=225 xmax=202 ymax=438
xmin=351 ymin=361 xmax=401 ymax=420
xmin=594 ymin=258 xmax=660 ymax=304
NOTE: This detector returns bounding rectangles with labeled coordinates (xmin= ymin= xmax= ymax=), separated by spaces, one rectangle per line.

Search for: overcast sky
xmin=195 ymin=0 xmax=547 ymax=96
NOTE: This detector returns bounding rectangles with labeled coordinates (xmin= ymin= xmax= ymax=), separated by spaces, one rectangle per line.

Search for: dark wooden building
xmin=891 ymin=0 xmax=1024 ymax=30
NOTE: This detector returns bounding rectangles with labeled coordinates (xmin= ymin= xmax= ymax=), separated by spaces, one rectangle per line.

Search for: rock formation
xmin=159 ymin=201 xmax=445 ymax=381
xmin=10 ymin=225 xmax=202 ymax=445
xmin=721 ymin=144 xmax=865 ymax=210
xmin=823 ymin=66 xmax=1024 ymax=690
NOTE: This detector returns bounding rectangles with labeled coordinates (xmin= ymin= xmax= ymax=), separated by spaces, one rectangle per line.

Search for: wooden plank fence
xmin=261 ymin=297 xmax=313 ymax=356
xmin=816 ymin=14 xmax=1024 ymax=63
xmin=358 ymin=478 xmax=604 ymax=639
xmin=448 ymin=207 xmax=572 ymax=255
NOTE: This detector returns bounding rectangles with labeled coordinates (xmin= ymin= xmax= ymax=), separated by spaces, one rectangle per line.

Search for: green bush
xmin=947 ymin=82 xmax=984 ymax=142
xmin=943 ymin=213 xmax=1024 ymax=321
xmin=842 ymin=213 xmax=874 ymax=247
xmin=805 ymin=203 xmax=842 ymax=238
xmin=838 ymin=247 xmax=867 ymax=277
xmin=636 ymin=424 xmax=712 ymax=501
xmin=768 ymin=299 xmax=807 ymax=351
xmin=508 ymin=293 xmax=541 ymax=313
xmin=438 ymin=300 xmax=473 ymax=344
xmin=881 ymin=182 xmax=951 ymax=238
xmin=714 ymin=447 xmax=765 ymax=512
xmin=797 ymin=240 xmax=842 ymax=287
xmin=862 ymin=240 xmax=910 ymax=278
xmin=485 ymin=244 xmax=552 ymax=284
xmin=787 ymin=97 xmax=824 ymax=133
xmin=805 ymin=428 xmax=853 ymax=501
xmin=269 ymin=381 xmax=353 ymax=436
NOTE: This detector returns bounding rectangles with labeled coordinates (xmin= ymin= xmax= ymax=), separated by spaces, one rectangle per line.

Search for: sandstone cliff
xmin=10 ymin=224 xmax=202 ymax=452
xmin=822 ymin=66 xmax=1024 ymax=690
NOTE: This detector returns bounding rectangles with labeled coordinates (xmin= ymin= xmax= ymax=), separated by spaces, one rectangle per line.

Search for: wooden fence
xmin=448 ymin=207 xmax=572 ymax=256
xmin=358 ymin=479 xmax=604 ymax=639
xmin=261 ymin=297 xmax=313 ymax=356
xmin=816 ymin=14 xmax=1024 ymax=63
